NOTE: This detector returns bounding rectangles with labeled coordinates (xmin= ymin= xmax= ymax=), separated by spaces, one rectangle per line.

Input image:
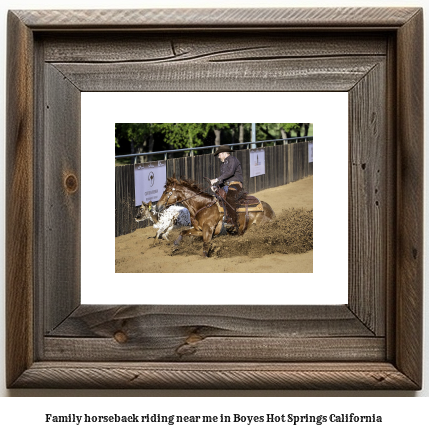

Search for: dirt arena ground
xmin=115 ymin=176 xmax=313 ymax=273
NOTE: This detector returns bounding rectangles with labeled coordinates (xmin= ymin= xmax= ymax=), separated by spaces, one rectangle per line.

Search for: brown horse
xmin=156 ymin=177 xmax=275 ymax=257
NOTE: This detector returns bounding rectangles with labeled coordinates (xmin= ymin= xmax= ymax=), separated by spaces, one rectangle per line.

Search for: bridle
xmin=163 ymin=186 xmax=177 ymax=205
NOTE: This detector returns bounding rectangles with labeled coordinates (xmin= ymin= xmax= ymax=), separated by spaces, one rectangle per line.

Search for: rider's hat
xmin=214 ymin=145 xmax=234 ymax=156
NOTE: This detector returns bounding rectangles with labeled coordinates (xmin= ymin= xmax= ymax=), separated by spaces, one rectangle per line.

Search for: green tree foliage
xmin=257 ymin=123 xmax=301 ymax=140
xmin=206 ymin=123 xmax=231 ymax=146
xmin=158 ymin=123 xmax=230 ymax=149
xmin=115 ymin=123 xmax=158 ymax=150
xmin=115 ymin=122 xmax=312 ymax=155
xmin=115 ymin=125 xmax=120 ymax=148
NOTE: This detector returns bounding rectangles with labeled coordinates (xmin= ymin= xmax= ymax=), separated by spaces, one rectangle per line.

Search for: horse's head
xmin=157 ymin=178 xmax=183 ymax=213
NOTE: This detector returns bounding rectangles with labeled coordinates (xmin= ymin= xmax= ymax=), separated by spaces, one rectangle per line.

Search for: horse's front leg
xmin=202 ymin=223 xmax=216 ymax=257
xmin=236 ymin=213 xmax=248 ymax=236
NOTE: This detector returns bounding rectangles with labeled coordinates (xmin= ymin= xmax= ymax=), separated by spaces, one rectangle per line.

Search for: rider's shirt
xmin=218 ymin=155 xmax=243 ymax=185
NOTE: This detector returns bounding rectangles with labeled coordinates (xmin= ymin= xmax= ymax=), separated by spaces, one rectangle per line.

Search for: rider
xmin=210 ymin=145 xmax=244 ymax=232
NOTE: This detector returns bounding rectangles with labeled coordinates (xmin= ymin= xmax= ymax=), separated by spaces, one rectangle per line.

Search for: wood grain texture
xmin=395 ymin=9 xmax=424 ymax=387
xmin=49 ymin=305 xmax=371 ymax=334
xmin=11 ymin=362 xmax=418 ymax=390
xmin=43 ymin=64 xmax=81 ymax=333
xmin=44 ymin=305 xmax=381 ymax=363
xmin=42 ymin=33 xmax=387 ymax=63
xmin=5 ymin=11 xmax=35 ymax=388
xmin=14 ymin=8 xmax=420 ymax=29
xmin=52 ymin=56 xmax=383 ymax=92
xmin=348 ymin=62 xmax=386 ymax=336
xmin=47 ymin=305 xmax=372 ymax=337
xmin=44 ymin=337 xmax=384 ymax=362
xmin=6 ymin=8 xmax=423 ymax=390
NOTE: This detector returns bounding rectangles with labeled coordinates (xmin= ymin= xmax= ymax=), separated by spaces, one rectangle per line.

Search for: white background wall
xmin=0 ymin=0 xmax=427 ymax=421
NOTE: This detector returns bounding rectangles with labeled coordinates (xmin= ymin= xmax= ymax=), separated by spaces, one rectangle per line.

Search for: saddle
xmin=215 ymin=188 xmax=263 ymax=214
xmin=237 ymin=195 xmax=260 ymax=208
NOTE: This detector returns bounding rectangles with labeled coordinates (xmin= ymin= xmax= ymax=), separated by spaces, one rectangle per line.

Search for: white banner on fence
xmin=134 ymin=161 xmax=167 ymax=206
xmin=249 ymin=148 xmax=266 ymax=177
xmin=308 ymin=141 xmax=313 ymax=162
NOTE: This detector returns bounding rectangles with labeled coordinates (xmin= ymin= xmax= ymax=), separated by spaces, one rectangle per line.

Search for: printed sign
xmin=308 ymin=141 xmax=313 ymax=163
xmin=134 ymin=160 xmax=167 ymax=206
xmin=249 ymin=148 xmax=265 ymax=177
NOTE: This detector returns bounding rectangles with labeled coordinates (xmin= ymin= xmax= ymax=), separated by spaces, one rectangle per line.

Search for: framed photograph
xmin=87 ymin=92 xmax=345 ymax=302
xmin=6 ymin=7 xmax=423 ymax=389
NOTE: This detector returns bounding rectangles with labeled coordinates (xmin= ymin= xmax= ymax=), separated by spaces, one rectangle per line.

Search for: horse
xmin=156 ymin=177 xmax=275 ymax=257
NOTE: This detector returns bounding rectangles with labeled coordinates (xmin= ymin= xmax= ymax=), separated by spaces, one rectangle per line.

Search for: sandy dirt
xmin=115 ymin=176 xmax=313 ymax=273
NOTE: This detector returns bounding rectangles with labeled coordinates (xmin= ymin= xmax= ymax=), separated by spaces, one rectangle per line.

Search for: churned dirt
xmin=115 ymin=176 xmax=313 ymax=273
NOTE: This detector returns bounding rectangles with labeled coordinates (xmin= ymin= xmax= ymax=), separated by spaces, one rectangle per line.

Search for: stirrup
xmin=223 ymin=215 xmax=234 ymax=226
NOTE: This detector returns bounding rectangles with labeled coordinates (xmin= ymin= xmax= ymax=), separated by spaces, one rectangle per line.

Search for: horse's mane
xmin=166 ymin=177 xmax=202 ymax=191
xmin=166 ymin=177 xmax=212 ymax=197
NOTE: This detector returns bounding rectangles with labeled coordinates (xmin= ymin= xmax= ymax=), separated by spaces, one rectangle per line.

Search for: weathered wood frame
xmin=6 ymin=8 xmax=423 ymax=389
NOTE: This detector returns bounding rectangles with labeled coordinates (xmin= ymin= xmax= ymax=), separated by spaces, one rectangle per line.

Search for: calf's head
xmin=135 ymin=201 xmax=155 ymax=222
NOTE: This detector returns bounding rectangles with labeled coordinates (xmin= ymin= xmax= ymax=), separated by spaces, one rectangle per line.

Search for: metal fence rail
xmin=115 ymin=140 xmax=313 ymax=237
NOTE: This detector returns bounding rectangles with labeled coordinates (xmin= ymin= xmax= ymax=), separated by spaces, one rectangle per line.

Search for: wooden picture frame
xmin=6 ymin=8 xmax=423 ymax=389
